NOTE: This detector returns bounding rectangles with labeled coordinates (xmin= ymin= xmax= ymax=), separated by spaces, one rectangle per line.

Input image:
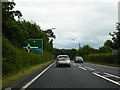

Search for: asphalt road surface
xmin=16 ymin=61 xmax=120 ymax=89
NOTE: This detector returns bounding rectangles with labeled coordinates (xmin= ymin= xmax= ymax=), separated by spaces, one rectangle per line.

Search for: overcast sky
xmin=14 ymin=0 xmax=118 ymax=49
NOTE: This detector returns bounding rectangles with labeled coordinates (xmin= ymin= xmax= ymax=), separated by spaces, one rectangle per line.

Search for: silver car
xmin=56 ymin=55 xmax=71 ymax=67
xmin=74 ymin=56 xmax=84 ymax=63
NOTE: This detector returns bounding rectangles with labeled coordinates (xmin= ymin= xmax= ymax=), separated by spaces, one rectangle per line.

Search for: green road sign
xmin=23 ymin=39 xmax=43 ymax=55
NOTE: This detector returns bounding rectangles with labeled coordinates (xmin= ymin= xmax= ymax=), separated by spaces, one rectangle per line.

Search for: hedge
xmin=84 ymin=53 xmax=120 ymax=65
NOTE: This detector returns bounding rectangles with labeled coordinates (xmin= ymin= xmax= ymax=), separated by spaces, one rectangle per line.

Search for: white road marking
xmin=85 ymin=63 xmax=118 ymax=69
xmin=21 ymin=61 xmax=56 ymax=89
xmin=94 ymin=71 xmax=101 ymax=73
xmin=78 ymin=66 xmax=86 ymax=71
xmin=73 ymin=63 xmax=76 ymax=66
xmin=78 ymin=64 xmax=81 ymax=66
xmin=103 ymin=75 xmax=113 ymax=77
xmin=85 ymin=67 xmax=95 ymax=70
xmin=93 ymin=72 xmax=120 ymax=86
xmin=76 ymin=63 xmax=80 ymax=65
xmin=104 ymin=72 xmax=120 ymax=79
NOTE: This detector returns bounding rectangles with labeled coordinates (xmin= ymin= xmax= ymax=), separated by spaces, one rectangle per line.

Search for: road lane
xmin=25 ymin=61 xmax=119 ymax=88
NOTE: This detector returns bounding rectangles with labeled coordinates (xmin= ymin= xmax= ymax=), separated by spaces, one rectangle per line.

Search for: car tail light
xmin=68 ymin=58 xmax=70 ymax=60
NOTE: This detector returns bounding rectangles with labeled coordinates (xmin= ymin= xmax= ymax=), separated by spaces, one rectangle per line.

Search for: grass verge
xmin=85 ymin=61 xmax=120 ymax=67
xmin=2 ymin=60 xmax=54 ymax=88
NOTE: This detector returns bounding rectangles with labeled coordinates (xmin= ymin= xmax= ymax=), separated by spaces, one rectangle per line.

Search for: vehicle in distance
xmin=74 ymin=56 xmax=84 ymax=63
xmin=56 ymin=55 xmax=71 ymax=67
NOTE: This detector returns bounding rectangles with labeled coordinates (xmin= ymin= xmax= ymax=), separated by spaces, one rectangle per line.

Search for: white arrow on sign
xmin=23 ymin=43 xmax=38 ymax=52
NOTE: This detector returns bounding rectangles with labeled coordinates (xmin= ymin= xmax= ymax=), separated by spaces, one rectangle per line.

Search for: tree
xmin=78 ymin=45 xmax=96 ymax=56
xmin=43 ymin=29 xmax=56 ymax=52
xmin=2 ymin=2 xmax=22 ymax=21
xmin=98 ymin=46 xmax=112 ymax=53
xmin=109 ymin=22 xmax=120 ymax=49
xmin=2 ymin=2 xmax=56 ymax=53
xmin=104 ymin=40 xmax=114 ymax=48
xmin=44 ymin=29 xmax=56 ymax=39
xmin=2 ymin=2 xmax=22 ymax=41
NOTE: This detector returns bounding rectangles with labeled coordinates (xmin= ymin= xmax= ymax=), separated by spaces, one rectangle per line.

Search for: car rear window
xmin=76 ymin=57 xmax=82 ymax=59
xmin=58 ymin=56 xmax=69 ymax=59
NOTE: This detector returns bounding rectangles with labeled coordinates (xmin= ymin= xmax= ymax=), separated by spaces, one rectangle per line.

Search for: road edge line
xmin=21 ymin=61 xmax=56 ymax=89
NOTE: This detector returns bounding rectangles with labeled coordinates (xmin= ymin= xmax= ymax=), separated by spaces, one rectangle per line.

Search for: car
xmin=74 ymin=56 xmax=84 ymax=63
xmin=56 ymin=55 xmax=71 ymax=67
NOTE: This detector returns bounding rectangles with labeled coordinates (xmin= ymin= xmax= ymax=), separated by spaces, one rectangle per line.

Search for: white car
xmin=56 ymin=55 xmax=71 ymax=67
xmin=74 ymin=56 xmax=84 ymax=63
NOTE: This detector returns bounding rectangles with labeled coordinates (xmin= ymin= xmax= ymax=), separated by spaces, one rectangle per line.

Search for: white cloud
xmin=14 ymin=0 xmax=118 ymax=49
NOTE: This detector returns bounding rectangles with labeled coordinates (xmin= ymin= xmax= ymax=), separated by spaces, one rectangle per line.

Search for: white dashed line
xmin=79 ymin=66 xmax=86 ymax=71
xmin=85 ymin=67 xmax=95 ymax=70
xmin=78 ymin=64 xmax=81 ymax=67
xmin=93 ymin=72 xmax=120 ymax=86
xmin=73 ymin=63 xmax=76 ymax=66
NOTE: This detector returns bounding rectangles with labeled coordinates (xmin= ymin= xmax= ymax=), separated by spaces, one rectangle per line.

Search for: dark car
xmin=74 ymin=56 xmax=84 ymax=63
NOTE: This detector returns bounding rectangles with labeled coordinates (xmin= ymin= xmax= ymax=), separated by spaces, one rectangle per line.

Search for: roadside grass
xmin=85 ymin=61 xmax=120 ymax=67
xmin=2 ymin=60 xmax=54 ymax=88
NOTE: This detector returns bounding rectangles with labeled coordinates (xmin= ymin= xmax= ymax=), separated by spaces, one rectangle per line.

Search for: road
xmin=16 ymin=61 xmax=120 ymax=89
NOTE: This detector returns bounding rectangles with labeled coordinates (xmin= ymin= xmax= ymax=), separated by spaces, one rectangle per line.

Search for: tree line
xmin=2 ymin=2 xmax=120 ymax=65
xmin=2 ymin=2 xmax=56 ymax=77
xmin=2 ymin=2 xmax=56 ymax=53
xmin=54 ymin=22 xmax=120 ymax=61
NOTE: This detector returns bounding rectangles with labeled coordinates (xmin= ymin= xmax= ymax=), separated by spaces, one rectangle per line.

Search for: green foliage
xmin=2 ymin=2 xmax=22 ymax=21
xmin=54 ymin=48 xmax=77 ymax=59
xmin=98 ymin=46 xmax=112 ymax=53
xmin=78 ymin=45 xmax=96 ymax=56
xmin=84 ymin=53 xmax=120 ymax=65
xmin=2 ymin=1 xmax=56 ymax=78
xmin=104 ymin=40 xmax=114 ymax=48
xmin=109 ymin=22 xmax=120 ymax=49
xmin=2 ymin=37 xmax=54 ymax=75
xmin=2 ymin=2 xmax=56 ymax=52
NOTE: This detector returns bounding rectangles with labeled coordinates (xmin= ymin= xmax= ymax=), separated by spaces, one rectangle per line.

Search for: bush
xmin=84 ymin=53 xmax=120 ymax=65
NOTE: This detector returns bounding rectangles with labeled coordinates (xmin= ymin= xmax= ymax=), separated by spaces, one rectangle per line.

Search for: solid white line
xmin=104 ymin=72 xmax=120 ymax=79
xmin=93 ymin=72 xmax=120 ymax=86
xmin=79 ymin=66 xmax=86 ymax=71
xmin=21 ymin=61 xmax=56 ymax=89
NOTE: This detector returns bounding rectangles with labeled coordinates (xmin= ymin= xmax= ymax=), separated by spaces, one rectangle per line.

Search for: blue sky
xmin=14 ymin=0 xmax=118 ymax=49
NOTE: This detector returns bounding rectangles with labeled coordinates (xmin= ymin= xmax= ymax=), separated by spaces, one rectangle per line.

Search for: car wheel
xmin=81 ymin=61 xmax=83 ymax=63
